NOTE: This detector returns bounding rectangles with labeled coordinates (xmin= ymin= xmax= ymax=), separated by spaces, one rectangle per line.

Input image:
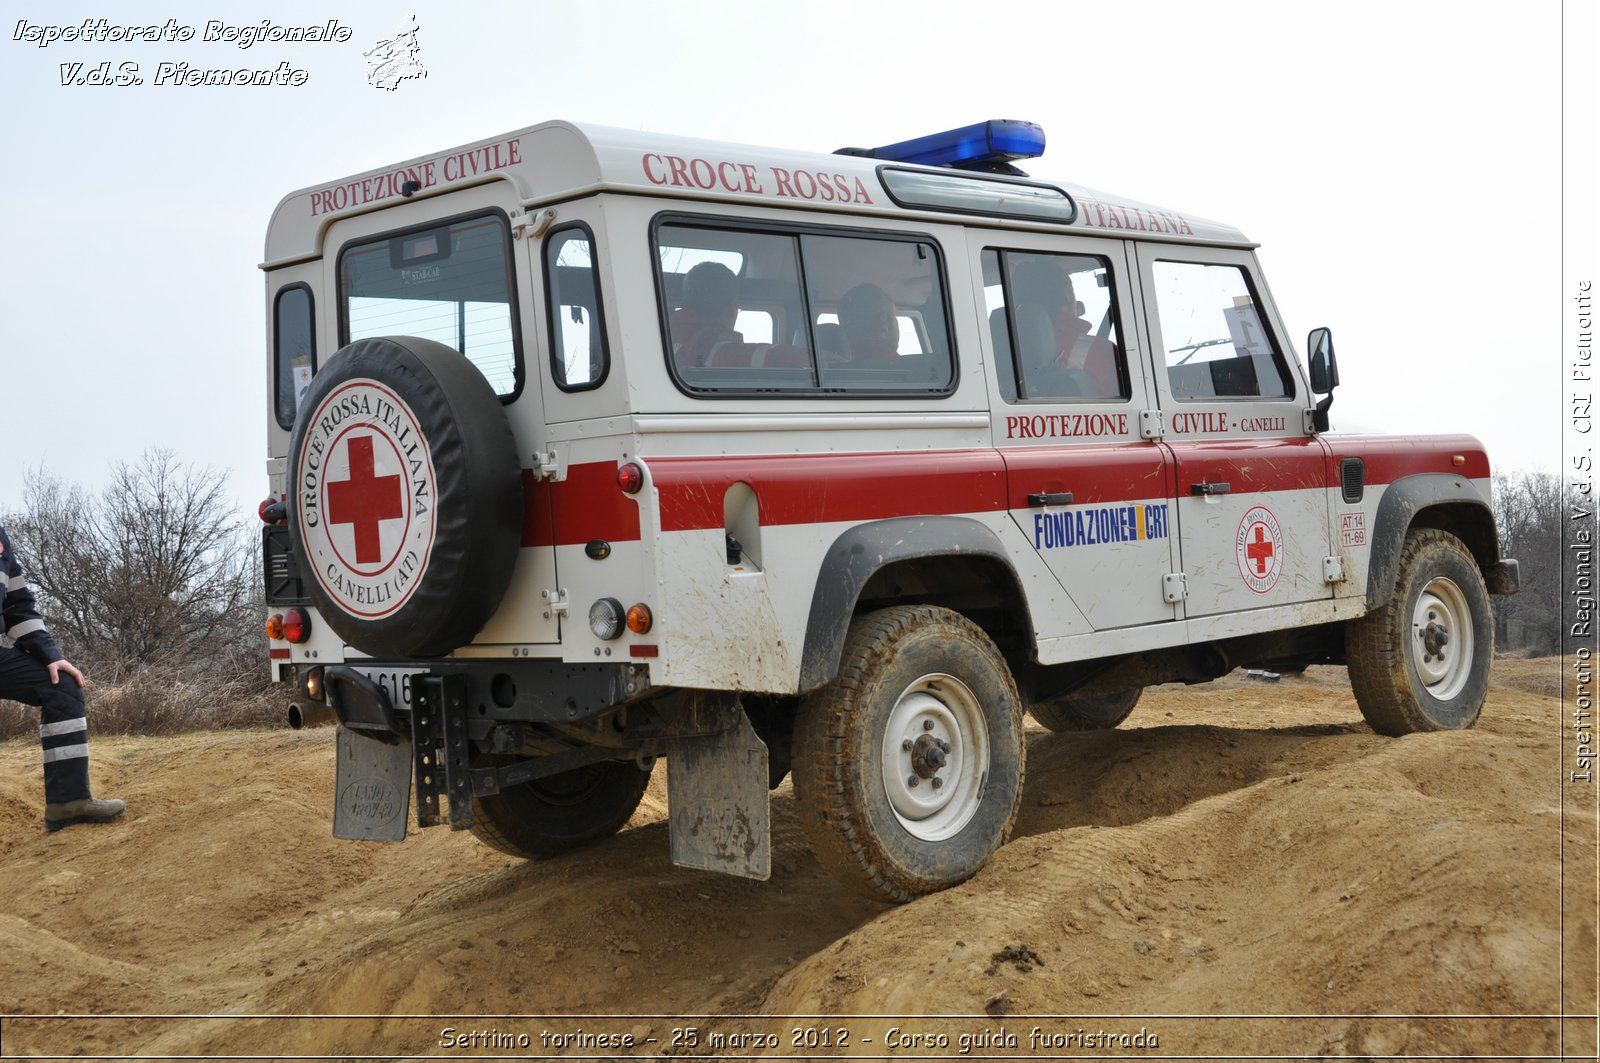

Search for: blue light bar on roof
xmin=868 ymin=120 xmax=1046 ymax=168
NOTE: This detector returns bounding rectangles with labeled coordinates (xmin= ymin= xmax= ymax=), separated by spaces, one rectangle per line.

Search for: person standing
xmin=0 ymin=524 xmax=125 ymax=832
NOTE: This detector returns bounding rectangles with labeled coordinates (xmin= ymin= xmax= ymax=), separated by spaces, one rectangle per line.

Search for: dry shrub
xmin=0 ymin=665 xmax=284 ymax=740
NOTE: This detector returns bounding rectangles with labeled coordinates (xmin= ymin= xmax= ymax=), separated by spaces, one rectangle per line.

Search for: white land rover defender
xmin=261 ymin=119 xmax=1519 ymax=902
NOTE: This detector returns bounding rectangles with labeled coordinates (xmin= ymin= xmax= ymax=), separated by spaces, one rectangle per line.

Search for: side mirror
xmin=1307 ymin=327 xmax=1339 ymax=394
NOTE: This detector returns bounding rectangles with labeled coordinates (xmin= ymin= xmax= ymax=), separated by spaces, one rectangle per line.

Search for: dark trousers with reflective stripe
xmin=0 ymin=647 xmax=90 ymax=804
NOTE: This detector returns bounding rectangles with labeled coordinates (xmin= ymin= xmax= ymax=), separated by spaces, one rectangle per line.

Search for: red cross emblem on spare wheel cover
xmin=1236 ymin=505 xmax=1283 ymax=594
xmin=329 ymin=435 xmax=404 ymax=565
xmin=298 ymin=380 xmax=437 ymax=619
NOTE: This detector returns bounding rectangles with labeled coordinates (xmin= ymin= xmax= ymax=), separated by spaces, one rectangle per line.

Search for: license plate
xmin=356 ymin=667 xmax=426 ymax=713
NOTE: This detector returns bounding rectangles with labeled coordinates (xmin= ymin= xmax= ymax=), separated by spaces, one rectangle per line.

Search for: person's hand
xmin=48 ymin=659 xmax=86 ymax=686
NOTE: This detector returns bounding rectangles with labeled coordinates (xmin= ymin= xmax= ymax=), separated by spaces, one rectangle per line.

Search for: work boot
xmin=44 ymin=796 xmax=126 ymax=832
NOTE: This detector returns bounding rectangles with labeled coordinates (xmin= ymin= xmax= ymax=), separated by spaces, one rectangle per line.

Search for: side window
xmin=545 ymin=226 xmax=608 ymax=391
xmin=340 ymin=212 xmax=522 ymax=399
xmin=1151 ymin=260 xmax=1291 ymax=400
xmin=273 ymin=285 xmax=315 ymax=428
xmin=655 ymin=220 xmax=955 ymax=396
xmin=660 ymin=230 xmax=802 ymax=375
xmin=981 ymin=249 xmax=1127 ymax=402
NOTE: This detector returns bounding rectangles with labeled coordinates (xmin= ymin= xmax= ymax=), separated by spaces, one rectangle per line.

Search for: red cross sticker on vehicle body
xmin=296 ymin=379 xmax=438 ymax=619
xmin=1236 ymin=505 xmax=1283 ymax=594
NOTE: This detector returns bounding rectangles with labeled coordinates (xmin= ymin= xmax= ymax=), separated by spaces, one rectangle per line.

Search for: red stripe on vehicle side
xmin=998 ymin=443 xmax=1176 ymax=506
xmin=521 ymin=463 xmax=642 ymax=547
xmin=522 ymin=435 xmax=1486 ymax=543
xmin=1164 ymin=438 xmax=1330 ymax=493
xmin=650 ymin=450 xmax=1007 ymax=532
xmin=1323 ymin=434 xmax=1490 ymax=485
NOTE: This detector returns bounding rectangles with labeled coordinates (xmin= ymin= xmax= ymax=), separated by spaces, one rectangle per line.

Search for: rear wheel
xmin=1029 ymin=687 xmax=1142 ymax=732
xmin=1347 ymin=529 xmax=1493 ymax=736
xmin=469 ymin=758 xmax=650 ymax=859
xmin=793 ymin=605 xmax=1024 ymax=903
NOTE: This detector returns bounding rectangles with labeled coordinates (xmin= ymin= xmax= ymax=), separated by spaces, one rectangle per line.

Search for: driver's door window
xmin=1151 ymin=260 xmax=1291 ymax=400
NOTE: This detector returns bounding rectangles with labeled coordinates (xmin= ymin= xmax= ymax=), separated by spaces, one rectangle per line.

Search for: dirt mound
xmin=0 ymin=659 xmax=1592 ymax=1060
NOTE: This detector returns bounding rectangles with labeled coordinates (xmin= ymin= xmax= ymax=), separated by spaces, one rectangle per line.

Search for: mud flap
xmin=332 ymin=726 xmax=412 ymax=842
xmin=667 ymin=711 xmax=771 ymax=880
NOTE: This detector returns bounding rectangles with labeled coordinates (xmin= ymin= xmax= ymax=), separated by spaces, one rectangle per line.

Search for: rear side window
xmin=655 ymin=220 xmax=955 ymax=397
xmin=339 ymin=212 xmax=522 ymax=398
xmin=981 ymin=249 xmax=1128 ymax=403
xmin=273 ymin=284 xmax=316 ymax=428
xmin=1151 ymin=260 xmax=1291 ymax=400
xmin=545 ymin=226 xmax=608 ymax=391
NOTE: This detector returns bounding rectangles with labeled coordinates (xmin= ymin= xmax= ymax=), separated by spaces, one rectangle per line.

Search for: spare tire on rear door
xmin=289 ymin=336 xmax=522 ymax=659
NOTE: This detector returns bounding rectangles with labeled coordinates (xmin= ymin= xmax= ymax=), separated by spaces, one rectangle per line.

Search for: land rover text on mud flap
xmin=261 ymin=119 xmax=1519 ymax=902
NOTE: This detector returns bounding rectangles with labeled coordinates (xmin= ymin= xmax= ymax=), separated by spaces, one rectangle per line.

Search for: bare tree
xmin=5 ymin=450 xmax=261 ymax=679
xmin=1492 ymin=470 xmax=1564 ymax=654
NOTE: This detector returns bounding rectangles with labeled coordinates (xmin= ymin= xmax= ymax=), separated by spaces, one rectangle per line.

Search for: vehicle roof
xmin=262 ymin=119 xmax=1251 ymax=267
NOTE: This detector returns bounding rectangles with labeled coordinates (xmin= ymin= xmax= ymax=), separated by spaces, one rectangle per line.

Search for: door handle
xmin=1191 ymin=482 xmax=1231 ymax=496
xmin=1026 ymin=491 xmax=1074 ymax=507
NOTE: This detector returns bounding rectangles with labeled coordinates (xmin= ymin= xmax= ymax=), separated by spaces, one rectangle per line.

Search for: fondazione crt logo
xmin=13 ymin=15 xmax=428 ymax=90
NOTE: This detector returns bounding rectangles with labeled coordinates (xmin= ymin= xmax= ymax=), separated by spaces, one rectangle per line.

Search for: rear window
xmin=339 ymin=212 xmax=522 ymax=398
xmin=655 ymin=219 xmax=955 ymax=397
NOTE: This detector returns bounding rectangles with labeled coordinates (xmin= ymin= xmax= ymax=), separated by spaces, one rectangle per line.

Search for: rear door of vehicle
xmin=327 ymin=185 xmax=562 ymax=645
xmin=974 ymin=232 xmax=1181 ymax=632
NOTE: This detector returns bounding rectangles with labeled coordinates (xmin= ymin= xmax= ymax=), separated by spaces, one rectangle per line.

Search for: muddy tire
xmin=1347 ymin=529 xmax=1493 ymax=736
xmin=468 ymin=759 xmax=650 ymax=859
xmin=793 ymin=605 xmax=1024 ymax=903
xmin=1029 ymin=687 xmax=1142 ymax=732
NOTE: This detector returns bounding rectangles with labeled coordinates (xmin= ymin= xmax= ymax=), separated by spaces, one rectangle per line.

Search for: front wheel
xmin=1347 ymin=528 xmax=1493 ymax=736
xmin=469 ymin=758 xmax=650 ymax=859
xmin=793 ymin=605 xmax=1024 ymax=903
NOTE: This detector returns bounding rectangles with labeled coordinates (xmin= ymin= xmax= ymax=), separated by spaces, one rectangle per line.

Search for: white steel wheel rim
xmin=880 ymin=673 xmax=990 ymax=841
xmin=1411 ymin=576 xmax=1474 ymax=701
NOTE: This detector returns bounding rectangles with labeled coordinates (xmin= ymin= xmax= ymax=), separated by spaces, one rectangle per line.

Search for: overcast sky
xmin=0 ymin=0 xmax=1574 ymax=521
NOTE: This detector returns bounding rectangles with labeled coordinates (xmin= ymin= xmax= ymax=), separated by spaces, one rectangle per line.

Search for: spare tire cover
xmin=288 ymin=336 xmax=522 ymax=658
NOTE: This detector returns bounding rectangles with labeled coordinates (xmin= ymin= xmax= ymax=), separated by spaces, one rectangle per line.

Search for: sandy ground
xmin=0 ymin=658 xmax=1594 ymax=1061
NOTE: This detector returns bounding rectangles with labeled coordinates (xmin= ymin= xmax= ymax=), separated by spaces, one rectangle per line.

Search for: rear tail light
xmin=259 ymin=497 xmax=287 ymax=524
xmin=282 ymin=607 xmax=311 ymax=644
xmin=589 ymin=597 xmax=625 ymax=640
xmin=616 ymin=462 xmax=644 ymax=494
